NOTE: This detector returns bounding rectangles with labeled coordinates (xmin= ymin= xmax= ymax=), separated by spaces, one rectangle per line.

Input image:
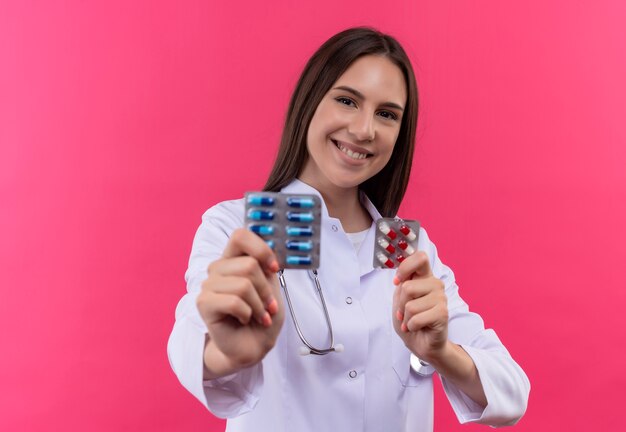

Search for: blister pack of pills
xmin=244 ymin=192 xmax=322 ymax=269
xmin=373 ymin=218 xmax=420 ymax=269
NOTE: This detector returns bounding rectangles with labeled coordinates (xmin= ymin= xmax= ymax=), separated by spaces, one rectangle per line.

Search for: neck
xmin=297 ymin=177 xmax=372 ymax=233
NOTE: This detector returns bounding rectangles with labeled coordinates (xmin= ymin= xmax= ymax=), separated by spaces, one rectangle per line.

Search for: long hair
xmin=263 ymin=27 xmax=418 ymax=217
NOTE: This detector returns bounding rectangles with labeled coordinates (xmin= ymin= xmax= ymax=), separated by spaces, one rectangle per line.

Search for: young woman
xmin=168 ymin=27 xmax=529 ymax=431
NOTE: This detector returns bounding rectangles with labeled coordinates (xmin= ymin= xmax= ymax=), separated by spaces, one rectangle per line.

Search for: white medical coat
xmin=167 ymin=179 xmax=530 ymax=431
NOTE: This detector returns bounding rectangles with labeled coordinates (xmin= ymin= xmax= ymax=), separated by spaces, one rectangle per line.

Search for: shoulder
xmin=199 ymin=197 xmax=245 ymax=235
xmin=414 ymin=224 xmax=457 ymax=284
xmin=416 ymin=225 xmax=435 ymax=253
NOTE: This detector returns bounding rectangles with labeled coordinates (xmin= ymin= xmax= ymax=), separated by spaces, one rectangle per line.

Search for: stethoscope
xmin=278 ymin=268 xmax=344 ymax=356
xmin=278 ymin=267 xmax=435 ymax=375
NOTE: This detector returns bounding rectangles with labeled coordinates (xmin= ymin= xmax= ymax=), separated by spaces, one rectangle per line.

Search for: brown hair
xmin=263 ymin=27 xmax=418 ymax=217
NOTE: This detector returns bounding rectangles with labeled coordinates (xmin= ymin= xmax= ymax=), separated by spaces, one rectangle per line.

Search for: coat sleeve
xmin=166 ymin=200 xmax=264 ymax=418
xmin=420 ymin=228 xmax=530 ymax=426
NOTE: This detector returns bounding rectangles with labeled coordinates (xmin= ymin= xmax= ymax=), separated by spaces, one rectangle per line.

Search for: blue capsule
xmin=265 ymin=240 xmax=275 ymax=249
xmin=247 ymin=195 xmax=275 ymax=206
xmin=249 ymin=224 xmax=274 ymax=236
xmin=286 ymin=211 xmax=314 ymax=222
xmin=285 ymin=240 xmax=313 ymax=251
xmin=247 ymin=209 xmax=275 ymax=221
xmin=286 ymin=226 xmax=313 ymax=237
xmin=286 ymin=197 xmax=315 ymax=208
xmin=286 ymin=255 xmax=312 ymax=266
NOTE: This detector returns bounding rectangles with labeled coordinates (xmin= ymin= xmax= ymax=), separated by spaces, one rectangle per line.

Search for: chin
xmin=328 ymin=174 xmax=368 ymax=189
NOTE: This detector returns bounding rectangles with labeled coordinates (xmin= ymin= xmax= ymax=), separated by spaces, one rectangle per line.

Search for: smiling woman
xmin=301 ymin=56 xmax=406 ymax=195
xmin=167 ymin=27 xmax=529 ymax=432
xmin=299 ymin=55 xmax=407 ymax=232
xmin=264 ymin=28 xmax=419 ymax=218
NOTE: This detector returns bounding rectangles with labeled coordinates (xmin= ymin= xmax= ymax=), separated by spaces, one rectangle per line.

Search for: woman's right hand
xmin=196 ymin=228 xmax=285 ymax=379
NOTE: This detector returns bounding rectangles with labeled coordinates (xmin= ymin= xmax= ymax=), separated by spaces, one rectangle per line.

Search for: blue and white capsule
xmin=286 ymin=226 xmax=313 ymax=237
xmin=286 ymin=211 xmax=314 ymax=223
xmin=247 ymin=195 xmax=275 ymax=206
xmin=286 ymin=197 xmax=315 ymax=208
xmin=286 ymin=255 xmax=312 ymax=266
xmin=247 ymin=209 xmax=275 ymax=221
xmin=249 ymin=224 xmax=274 ymax=236
xmin=285 ymin=240 xmax=313 ymax=251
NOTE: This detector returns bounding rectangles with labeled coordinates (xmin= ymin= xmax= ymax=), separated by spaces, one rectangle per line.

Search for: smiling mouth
xmin=332 ymin=140 xmax=372 ymax=160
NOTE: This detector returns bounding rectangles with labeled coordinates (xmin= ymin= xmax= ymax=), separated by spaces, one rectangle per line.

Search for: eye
xmin=335 ymin=97 xmax=356 ymax=107
xmin=378 ymin=110 xmax=399 ymax=121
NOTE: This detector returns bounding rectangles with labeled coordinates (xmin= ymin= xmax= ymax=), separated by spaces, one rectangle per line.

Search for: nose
xmin=348 ymin=110 xmax=375 ymax=142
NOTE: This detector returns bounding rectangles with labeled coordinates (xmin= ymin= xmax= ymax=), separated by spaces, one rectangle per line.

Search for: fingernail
xmin=262 ymin=312 xmax=272 ymax=328
xmin=401 ymin=322 xmax=408 ymax=332
xmin=396 ymin=310 xmax=404 ymax=321
xmin=267 ymin=298 xmax=278 ymax=315
xmin=268 ymin=259 xmax=279 ymax=273
xmin=393 ymin=276 xmax=400 ymax=286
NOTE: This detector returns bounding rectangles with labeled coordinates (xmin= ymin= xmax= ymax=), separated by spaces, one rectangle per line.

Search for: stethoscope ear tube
xmin=279 ymin=269 xmax=343 ymax=355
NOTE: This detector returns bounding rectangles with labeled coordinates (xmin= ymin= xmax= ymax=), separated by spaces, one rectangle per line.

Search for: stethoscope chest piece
xmin=410 ymin=354 xmax=436 ymax=376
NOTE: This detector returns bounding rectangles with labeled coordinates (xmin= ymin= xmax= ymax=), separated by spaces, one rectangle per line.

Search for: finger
xmin=197 ymin=290 xmax=254 ymax=326
xmin=394 ymin=251 xmax=432 ymax=285
xmin=211 ymin=274 xmax=272 ymax=327
xmin=396 ymin=280 xmax=431 ymax=321
xmin=266 ymin=272 xmax=281 ymax=311
xmin=396 ymin=277 xmax=445 ymax=325
xmin=398 ymin=278 xmax=435 ymax=303
xmin=393 ymin=283 xmax=404 ymax=322
xmin=209 ymin=256 xmax=277 ymax=314
xmin=405 ymin=304 xmax=448 ymax=332
xmin=402 ymin=292 xmax=440 ymax=326
xmin=223 ymin=228 xmax=279 ymax=274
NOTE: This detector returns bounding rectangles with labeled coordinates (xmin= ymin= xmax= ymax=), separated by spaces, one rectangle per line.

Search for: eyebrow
xmin=332 ymin=85 xmax=405 ymax=112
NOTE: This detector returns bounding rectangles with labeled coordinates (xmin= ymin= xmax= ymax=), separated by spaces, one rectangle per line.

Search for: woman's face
xmin=300 ymin=55 xmax=407 ymax=193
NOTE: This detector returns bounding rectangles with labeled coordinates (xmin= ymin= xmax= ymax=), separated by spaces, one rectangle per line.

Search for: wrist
xmin=424 ymin=341 xmax=488 ymax=408
xmin=420 ymin=340 xmax=455 ymax=368
xmin=202 ymin=337 xmax=236 ymax=380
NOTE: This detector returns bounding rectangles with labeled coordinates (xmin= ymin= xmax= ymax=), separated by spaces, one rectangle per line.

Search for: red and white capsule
xmin=396 ymin=254 xmax=406 ymax=263
xmin=376 ymin=252 xmax=395 ymax=268
xmin=399 ymin=224 xmax=416 ymax=241
xmin=377 ymin=237 xmax=395 ymax=253
xmin=378 ymin=221 xmax=397 ymax=240
xmin=397 ymin=239 xmax=415 ymax=255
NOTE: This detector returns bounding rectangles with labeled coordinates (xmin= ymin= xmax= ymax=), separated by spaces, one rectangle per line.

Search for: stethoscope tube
xmin=278 ymin=269 xmax=432 ymax=375
xmin=278 ymin=269 xmax=343 ymax=355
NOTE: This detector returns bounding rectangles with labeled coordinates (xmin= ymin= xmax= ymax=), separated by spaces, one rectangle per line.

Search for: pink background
xmin=2 ymin=1 xmax=625 ymax=430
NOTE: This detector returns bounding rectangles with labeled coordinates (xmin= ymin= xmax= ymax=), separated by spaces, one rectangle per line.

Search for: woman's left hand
xmin=392 ymin=251 xmax=449 ymax=363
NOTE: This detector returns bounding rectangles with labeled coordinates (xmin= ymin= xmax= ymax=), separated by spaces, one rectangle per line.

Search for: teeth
xmin=335 ymin=141 xmax=368 ymax=160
